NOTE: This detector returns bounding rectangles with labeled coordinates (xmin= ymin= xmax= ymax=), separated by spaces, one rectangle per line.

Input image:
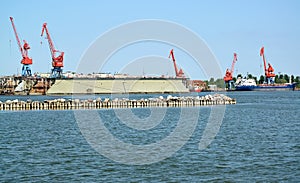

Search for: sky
xmin=1 ymin=0 xmax=300 ymax=79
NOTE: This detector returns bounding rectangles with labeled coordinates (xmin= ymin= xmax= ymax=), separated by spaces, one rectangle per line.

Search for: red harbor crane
xmin=260 ymin=47 xmax=275 ymax=84
xmin=168 ymin=49 xmax=184 ymax=78
xmin=41 ymin=23 xmax=64 ymax=78
xmin=9 ymin=17 xmax=32 ymax=76
xmin=223 ymin=53 xmax=237 ymax=89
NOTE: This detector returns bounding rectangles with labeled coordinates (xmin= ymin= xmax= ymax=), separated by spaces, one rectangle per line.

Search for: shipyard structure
xmin=0 ymin=75 xmax=196 ymax=95
xmin=48 ymin=77 xmax=190 ymax=95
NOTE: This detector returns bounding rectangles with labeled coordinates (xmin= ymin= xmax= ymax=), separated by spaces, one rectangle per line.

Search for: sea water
xmin=0 ymin=91 xmax=299 ymax=182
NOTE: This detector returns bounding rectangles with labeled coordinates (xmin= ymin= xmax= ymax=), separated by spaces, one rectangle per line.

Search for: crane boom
xmin=169 ymin=49 xmax=179 ymax=76
xmin=41 ymin=23 xmax=55 ymax=59
xmin=9 ymin=17 xmax=24 ymax=57
xmin=168 ymin=49 xmax=184 ymax=77
xmin=41 ymin=23 xmax=64 ymax=66
xmin=260 ymin=47 xmax=267 ymax=76
xmin=231 ymin=53 xmax=237 ymax=74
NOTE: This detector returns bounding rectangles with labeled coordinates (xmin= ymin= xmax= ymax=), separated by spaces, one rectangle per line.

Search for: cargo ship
xmin=235 ymin=78 xmax=296 ymax=91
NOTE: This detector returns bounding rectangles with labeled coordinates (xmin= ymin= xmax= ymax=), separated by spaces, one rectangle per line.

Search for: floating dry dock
xmin=0 ymin=94 xmax=236 ymax=111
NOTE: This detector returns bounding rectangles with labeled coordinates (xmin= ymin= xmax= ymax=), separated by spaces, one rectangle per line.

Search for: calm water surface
xmin=0 ymin=91 xmax=299 ymax=182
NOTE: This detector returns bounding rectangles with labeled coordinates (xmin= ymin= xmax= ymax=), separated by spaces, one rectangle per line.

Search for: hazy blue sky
xmin=1 ymin=0 xmax=299 ymax=79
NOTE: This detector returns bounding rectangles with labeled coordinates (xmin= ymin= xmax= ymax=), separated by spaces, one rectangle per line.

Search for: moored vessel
xmin=235 ymin=78 xmax=296 ymax=91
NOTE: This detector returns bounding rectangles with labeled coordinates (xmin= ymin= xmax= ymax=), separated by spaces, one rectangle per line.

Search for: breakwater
xmin=0 ymin=94 xmax=235 ymax=111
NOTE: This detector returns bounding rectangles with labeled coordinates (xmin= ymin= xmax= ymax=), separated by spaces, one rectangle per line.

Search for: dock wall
xmin=46 ymin=78 xmax=189 ymax=95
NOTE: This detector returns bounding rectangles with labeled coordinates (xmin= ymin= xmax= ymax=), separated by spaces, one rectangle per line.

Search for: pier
xmin=0 ymin=94 xmax=236 ymax=111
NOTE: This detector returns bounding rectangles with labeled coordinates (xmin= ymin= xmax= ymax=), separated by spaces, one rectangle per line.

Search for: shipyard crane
xmin=223 ymin=53 xmax=237 ymax=90
xmin=41 ymin=23 xmax=64 ymax=78
xmin=260 ymin=47 xmax=275 ymax=84
xmin=168 ymin=49 xmax=184 ymax=78
xmin=9 ymin=17 xmax=32 ymax=77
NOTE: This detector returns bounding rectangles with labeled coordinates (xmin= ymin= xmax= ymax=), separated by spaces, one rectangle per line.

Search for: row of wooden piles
xmin=0 ymin=94 xmax=236 ymax=111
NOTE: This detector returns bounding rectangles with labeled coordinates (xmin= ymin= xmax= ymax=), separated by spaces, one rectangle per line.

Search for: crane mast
xmin=260 ymin=47 xmax=275 ymax=84
xmin=41 ymin=23 xmax=64 ymax=78
xmin=9 ymin=17 xmax=32 ymax=76
xmin=224 ymin=53 xmax=237 ymax=90
xmin=168 ymin=49 xmax=184 ymax=78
